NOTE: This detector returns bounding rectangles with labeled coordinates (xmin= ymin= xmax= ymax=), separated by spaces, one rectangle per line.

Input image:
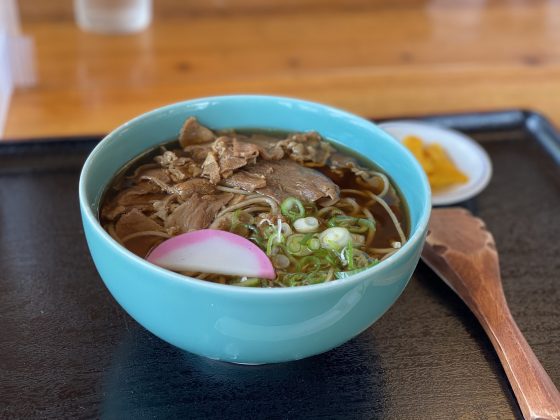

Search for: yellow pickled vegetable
xmin=403 ymin=135 xmax=468 ymax=190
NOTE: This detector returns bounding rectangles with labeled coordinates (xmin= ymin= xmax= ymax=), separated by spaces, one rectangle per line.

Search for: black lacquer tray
xmin=1 ymin=110 xmax=558 ymax=419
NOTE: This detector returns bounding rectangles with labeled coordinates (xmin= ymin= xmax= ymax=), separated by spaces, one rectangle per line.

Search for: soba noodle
xmin=100 ymin=122 xmax=409 ymax=288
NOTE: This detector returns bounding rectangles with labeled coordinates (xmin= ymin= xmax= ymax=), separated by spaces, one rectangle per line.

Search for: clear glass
xmin=74 ymin=0 xmax=152 ymax=34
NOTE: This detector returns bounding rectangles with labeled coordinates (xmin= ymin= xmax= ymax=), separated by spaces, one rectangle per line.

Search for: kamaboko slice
xmin=147 ymin=229 xmax=275 ymax=279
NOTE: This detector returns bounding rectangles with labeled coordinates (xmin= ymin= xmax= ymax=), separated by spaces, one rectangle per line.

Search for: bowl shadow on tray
xmin=413 ymin=260 xmax=523 ymax=419
xmin=100 ymin=323 xmax=388 ymax=419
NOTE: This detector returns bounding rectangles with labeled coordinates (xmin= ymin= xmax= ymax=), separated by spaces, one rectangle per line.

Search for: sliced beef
xmin=249 ymin=134 xmax=285 ymax=160
xmin=154 ymin=151 xmax=182 ymax=168
xmin=123 ymin=163 xmax=160 ymax=185
xmin=329 ymin=152 xmax=358 ymax=169
xmin=328 ymin=152 xmax=384 ymax=191
xmin=114 ymin=209 xmax=165 ymax=257
xmin=164 ymin=193 xmax=234 ymax=233
xmin=174 ymin=178 xmax=215 ymax=198
xmin=139 ymin=174 xmax=176 ymax=195
xmin=139 ymin=168 xmax=172 ymax=184
xmin=101 ymin=182 xmax=165 ymax=221
xmin=209 ymin=209 xmax=254 ymax=234
xmin=232 ymin=137 xmax=260 ymax=160
xmin=247 ymin=160 xmax=339 ymax=203
xmin=215 ymin=137 xmax=259 ymax=176
xmin=175 ymin=160 xmax=203 ymax=180
xmin=153 ymin=150 xmax=201 ymax=182
xmin=280 ymin=131 xmax=333 ymax=166
xmin=152 ymin=194 xmax=180 ymax=223
xmin=201 ymin=136 xmax=260 ymax=183
xmin=218 ymin=155 xmax=247 ymax=177
xmin=179 ymin=117 xmax=216 ymax=147
xmin=201 ymin=152 xmax=220 ymax=184
xmin=246 ymin=131 xmax=332 ymax=164
xmin=184 ymin=143 xmax=213 ymax=163
xmin=221 ymin=171 xmax=267 ymax=192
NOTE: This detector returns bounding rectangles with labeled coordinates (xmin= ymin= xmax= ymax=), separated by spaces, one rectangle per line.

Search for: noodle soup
xmin=100 ymin=117 xmax=408 ymax=287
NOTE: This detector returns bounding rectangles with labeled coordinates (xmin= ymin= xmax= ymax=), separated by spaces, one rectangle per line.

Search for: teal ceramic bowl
xmin=79 ymin=95 xmax=431 ymax=364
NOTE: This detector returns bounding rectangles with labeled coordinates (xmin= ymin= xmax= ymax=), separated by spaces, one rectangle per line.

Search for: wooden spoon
xmin=421 ymin=208 xmax=560 ymax=420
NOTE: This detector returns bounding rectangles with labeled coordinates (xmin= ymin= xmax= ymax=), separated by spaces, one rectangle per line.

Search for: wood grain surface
xmin=5 ymin=0 xmax=560 ymax=139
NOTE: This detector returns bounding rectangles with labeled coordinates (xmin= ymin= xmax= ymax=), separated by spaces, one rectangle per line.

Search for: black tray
xmin=1 ymin=110 xmax=559 ymax=419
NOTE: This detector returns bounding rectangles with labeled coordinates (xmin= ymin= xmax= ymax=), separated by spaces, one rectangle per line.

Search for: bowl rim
xmin=79 ymin=94 xmax=431 ymax=295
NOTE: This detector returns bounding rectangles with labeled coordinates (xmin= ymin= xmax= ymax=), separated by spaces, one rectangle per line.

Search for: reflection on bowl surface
xmin=79 ymin=95 xmax=431 ymax=364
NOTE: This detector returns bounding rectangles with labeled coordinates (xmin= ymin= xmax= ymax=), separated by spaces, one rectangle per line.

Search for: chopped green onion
xmin=231 ymin=277 xmax=262 ymax=287
xmin=301 ymin=232 xmax=314 ymax=243
xmin=350 ymin=218 xmax=376 ymax=234
xmin=266 ymin=232 xmax=283 ymax=255
xmin=281 ymin=271 xmax=330 ymax=286
xmin=296 ymin=255 xmax=322 ymax=272
xmin=245 ymin=224 xmax=260 ymax=235
xmin=272 ymin=254 xmax=290 ymax=269
xmin=277 ymin=244 xmax=299 ymax=264
xmin=286 ymin=234 xmax=313 ymax=256
xmin=353 ymin=249 xmax=372 ymax=268
xmin=280 ymin=197 xmax=305 ymax=221
xmin=343 ymin=241 xmax=355 ymax=270
xmin=231 ymin=209 xmax=241 ymax=227
xmin=327 ymin=215 xmax=354 ymax=228
xmin=327 ymin=215 xmax=376 ymax=233
xmin=313 ymin=248 xmax=339 ymax=267
xmin=306 ymin=271 xmax=328 ymax=285
xmin=319 ymin=227 xmax=351 ymax=251
xmin=249 ymin=235 xmax=265 ymax=248
xmin=335 ymin=259 xmax=379 ymax=279
xmin=263 ymin=224 xmax=276 ymax=239
xmin=281 ymin=273 xmax=306 ymax=287
xmin=293 ymin=216 xmax=319 ymax=233
xmin=307 ymin=237 xmax=321 ymax=251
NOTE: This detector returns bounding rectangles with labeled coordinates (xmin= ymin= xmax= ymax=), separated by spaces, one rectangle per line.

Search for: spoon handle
xmin=422 ymin=208 xmax=560 ymax=420
xmin=470 ymin=289 xmax=560 ymax=420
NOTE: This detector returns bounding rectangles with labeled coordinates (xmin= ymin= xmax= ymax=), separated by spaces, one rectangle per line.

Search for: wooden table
xmin=5 ymin=0 xmax=560 ymax=139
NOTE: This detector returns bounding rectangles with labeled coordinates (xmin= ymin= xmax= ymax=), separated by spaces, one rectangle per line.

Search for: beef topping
xmin=280 ymin=131 xmax=333 ymax=166
xmin=164 ymin=193 xmax=234 ymax=233
xmin=248 ymin=160 xmax=339 ymax=203
xmin=183 ymin=143 xmax=213 ymax=163
xmin=201 ymin=136 xmax=260 ymax=183
xmin=174 ymin=178 xmax=215 ymax=198
xmin=179 ymin=117 xmax=216 ymax=147
xmin=248 ymin=134 xmax=285 ymax=160
xmin=114 ymin=209 xmax=166 ymax=256
xmin=201 ymin=152 xmax=221 ymax=184
xmin=221 ymin=171 xmax=267 ymax=192
xmin=101 ymin=182 xmax=164 ymax=221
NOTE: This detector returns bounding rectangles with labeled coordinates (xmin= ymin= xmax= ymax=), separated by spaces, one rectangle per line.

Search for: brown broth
xmin=318 ymin=165 xmax=408 ymax=249
xmin=100 ymin=130 xmax=409 ymax=285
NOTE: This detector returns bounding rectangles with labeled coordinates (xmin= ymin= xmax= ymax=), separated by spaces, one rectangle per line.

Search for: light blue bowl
xmin=79 ymin=95 xmax=431 ymax=364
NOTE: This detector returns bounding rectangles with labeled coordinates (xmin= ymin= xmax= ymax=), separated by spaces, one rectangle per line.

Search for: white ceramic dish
xmin=378 ymin=120 xmax=493 ymax=206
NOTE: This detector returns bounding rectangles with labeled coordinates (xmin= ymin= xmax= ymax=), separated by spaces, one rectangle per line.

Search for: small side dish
xmin=379 ymin=120 xmax=492 ymax=206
